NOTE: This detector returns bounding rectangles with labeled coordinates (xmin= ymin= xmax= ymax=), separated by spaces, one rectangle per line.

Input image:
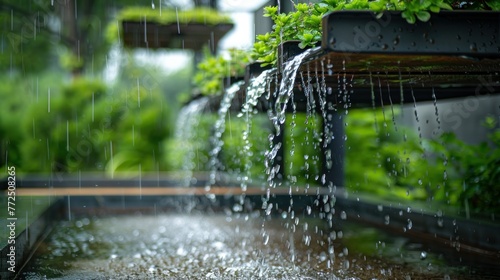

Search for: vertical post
xmin=323 ymin=111 xmax=345 ymax=189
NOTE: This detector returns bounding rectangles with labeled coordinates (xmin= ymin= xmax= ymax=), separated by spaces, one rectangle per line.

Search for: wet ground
xmin=22 ymin=212 xmax=497 ymax=279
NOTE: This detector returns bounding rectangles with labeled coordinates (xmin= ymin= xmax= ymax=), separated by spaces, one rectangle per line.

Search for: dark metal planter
xmin=322 ymin=10 xmax=499 ymax=57
xmin=121 ymin=21 xmax=233 ymax=50
xmin=318 ymin=10 xmax=500 ymax=106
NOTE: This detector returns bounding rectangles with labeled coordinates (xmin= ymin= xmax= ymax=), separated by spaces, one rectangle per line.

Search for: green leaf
xmin=486 ymin=0 xmax=500 ymax=10
xmin=437 ymin=2 xmax=453 ymax=10
xmin=416 ymin=10 xmax=431 ymax=22
xmin=420 ymin=0 xmax=432 ymax=9
xmin=295 ymin=3 xmax=309 ymax=13
xmin=402 ymin=11 xmax=416 ymax=24
xmin=429 ymin=5 xmax=440 ymax=13
xmin=263 ymin=6 xmax=278 ymax=17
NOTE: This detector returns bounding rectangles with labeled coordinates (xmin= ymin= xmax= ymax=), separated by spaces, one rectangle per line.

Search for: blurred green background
xmin=1 ymin=0 xmax=498 ymax=216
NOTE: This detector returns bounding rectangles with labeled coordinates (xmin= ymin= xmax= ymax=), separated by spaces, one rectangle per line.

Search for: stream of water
xmin=175 ymin=96 xmax=209 ymax=186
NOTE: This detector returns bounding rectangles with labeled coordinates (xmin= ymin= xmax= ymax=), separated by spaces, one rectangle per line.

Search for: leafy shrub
xmin=431 ymin=117 xmax=500 ymax=214
xmin=193 ymin=49 xmax=252 ymax=96
xmin=0 ymin=77 xmax=32 ymax=171
xmin=21 ymin=78 xmax=170 ymax=174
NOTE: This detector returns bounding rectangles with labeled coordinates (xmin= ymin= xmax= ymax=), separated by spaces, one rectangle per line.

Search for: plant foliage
xmin=193 ymin=49 xmax=252 ymax=96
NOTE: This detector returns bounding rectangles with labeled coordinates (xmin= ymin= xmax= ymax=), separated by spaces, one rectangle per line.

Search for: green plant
xmin=20 ymin=77 xmax=170 ymax=174
xmin=0 ymin=76 xmax=32 ymax=171
xmin=252 ymin=0 xmax=498 ymax=66
xmin=192 ymin=48 xmax=252 ymax=96
xmin=431 ymin=117 xmax=500 ymax=214
xmin=344 ymin=108 xmax=500 ymax=214
xmin=344 ymin=109 xmax=432 ymax=200
xmin=369 ymin=0 xmax=453 ymax=23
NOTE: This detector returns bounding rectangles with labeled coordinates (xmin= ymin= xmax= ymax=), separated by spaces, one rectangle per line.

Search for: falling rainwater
xmin=207 ymin=80 xmax=244 ymax=189
xmin=385 ymin=80 xmax=399 ymax=132
xmin=109 ymin=141 xmax=114 ymax=178
xmin=238 ymin=69 xmax=274 ymax=191
xmin=47 ymin=88 xmax=51 ymax=112
xmin=174 ymin=97 xmax=209 ymax=186
xmin=431 ymin=87 xmax=441 ymax=135
xmin=137 ymin=78 xmax=141 ymax=108
xmin=66 ymin=120 xmax=69 ymax=151
xmin=266 ymin=47 xmax=320 ymax=187
xmin=91 ymin=92 xmax=95 ymax=122
xmin=175 ymin=7 xmax=180 ymax=34
xmin=409 ymin=84 xmax=423 ymax=143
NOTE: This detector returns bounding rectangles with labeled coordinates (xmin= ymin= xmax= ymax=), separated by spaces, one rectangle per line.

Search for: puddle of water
xmin=22 ymin=213 xmax=486 ymax=279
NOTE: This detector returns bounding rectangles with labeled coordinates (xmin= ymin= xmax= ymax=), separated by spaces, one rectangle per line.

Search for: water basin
xmin=22 ymin=212 xmax=495 ymax=279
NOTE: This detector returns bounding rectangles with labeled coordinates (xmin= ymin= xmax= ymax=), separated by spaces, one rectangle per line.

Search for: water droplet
xmin=470 ymin=43 xmax=478 ymax=52
xmin=437 ymin=218 xmax=444 ymax=227
xmin=265 ymin=203 xmax=273 ymax=216
xmin=263 ymin=234 xmax=270 ymax=245
xmin=384 ymin=215 xmax=390 ymax=225
xmin=340 ymin=211 xmax=347 ymax=220
xmin=319 ymin=251 xmax=327 ymax=262
xmin=393 ymin=36 xmax=400 ymax=45
xmin=343 ymin=260 xmax=350 ymax=270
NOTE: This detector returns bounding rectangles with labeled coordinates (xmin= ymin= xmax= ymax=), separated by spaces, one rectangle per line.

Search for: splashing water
xmin=207 ymin=81 xmax=244 ymax=189
xmin=272 ymin=48 xmax=320 ymax=133
xmin=175 ymin=97 xmax=209 ymax=186
xmin=266 ymin=48 xmax=320 ymax=187
xmin=237 ymin=69 xmax=274 ymax=192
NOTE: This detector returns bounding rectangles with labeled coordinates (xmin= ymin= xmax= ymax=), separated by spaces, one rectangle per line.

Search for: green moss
xmin=118 ymin=7 xmax=232 ymax=25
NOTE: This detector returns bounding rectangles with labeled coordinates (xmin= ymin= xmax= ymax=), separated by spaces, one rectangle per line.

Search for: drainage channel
xmin=3 ymin=176 xmax=499 ymax=279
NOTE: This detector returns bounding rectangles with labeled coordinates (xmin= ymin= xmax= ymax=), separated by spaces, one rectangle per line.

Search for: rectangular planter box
xmin=121 ymin=21 xmax=233 ymax=50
